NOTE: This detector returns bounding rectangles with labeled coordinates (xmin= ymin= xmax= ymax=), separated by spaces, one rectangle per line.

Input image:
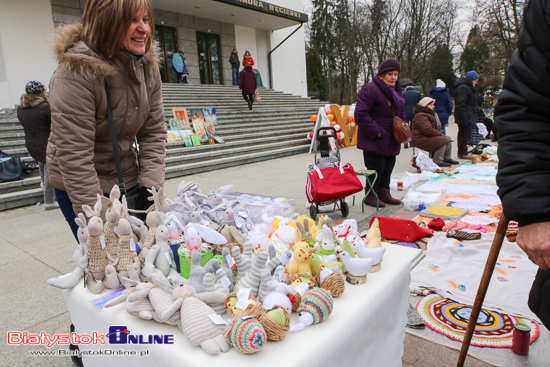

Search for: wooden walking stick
xmin=457 ymin=214 xmax=510 ymax=367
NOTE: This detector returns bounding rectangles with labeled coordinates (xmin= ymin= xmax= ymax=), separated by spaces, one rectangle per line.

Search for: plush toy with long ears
xmin=46 ymin=213 xmax=89 ymax=289
xmin=163 ymin=285 xmax=230 ymax=355
xmin=115 ymin=197 xmax=140 ymax=279
xmin=81 ymin=194 xmax=110 ymax=293
xmin=236 ymin=252 xmax=269 ymax=297
xmin=316 ymin=224 xmax=338 ymax=262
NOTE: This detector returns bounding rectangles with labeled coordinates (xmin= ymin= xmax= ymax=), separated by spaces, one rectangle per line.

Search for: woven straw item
xmin=214 ymin=242 xmax=241 ymax=256
xmin=288 ymin=272 xmax=317 ymax=289
xmin=250 ymin=303 xmax=290 ymax=341
xmin=320 ymin=272 xmax=345 ymax=298
xmin=292 ymin=293 xmax=302 ymax=312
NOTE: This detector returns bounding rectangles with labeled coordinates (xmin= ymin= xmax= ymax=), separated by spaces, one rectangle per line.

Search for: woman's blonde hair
xmin=81 ymin=0 xmax=155 ymax=59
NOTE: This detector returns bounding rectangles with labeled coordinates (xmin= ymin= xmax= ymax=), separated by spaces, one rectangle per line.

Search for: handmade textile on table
xmin=411 ymin=232 xmax=540 ymax=321
xmin=416 ymin=294 xmax=539 ymax=347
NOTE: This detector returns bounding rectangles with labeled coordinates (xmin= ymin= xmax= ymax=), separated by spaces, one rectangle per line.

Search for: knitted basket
xmin=319 ymin=272 xmax=345 ymax=298
xmin=252 ymin=303 xmax=290 ymax=341
xmin=224 ymin=316 xmax=266 ymax=354
xmin=292 ymin=293 xmax=302 ymax=312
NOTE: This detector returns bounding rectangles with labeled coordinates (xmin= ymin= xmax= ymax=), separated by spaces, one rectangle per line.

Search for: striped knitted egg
xmin=228 ymin=318 xmax=267 ymax=354
xmin=298 ymin=287 xmax=333 ymax=325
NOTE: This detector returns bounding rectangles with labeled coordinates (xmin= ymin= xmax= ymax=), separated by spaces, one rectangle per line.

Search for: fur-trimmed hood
xmin=19 ymin=94 xmax=48 ymax=109
xmin=50 ymin=23 xmax=161 ymax=81
xmin=413 ymin=106 xmax=436 ymax=115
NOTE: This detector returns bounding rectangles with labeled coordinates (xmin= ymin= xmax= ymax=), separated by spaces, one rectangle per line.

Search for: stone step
xmin=165 ymin=139 xmax=309 ymax=165
xmin=165 ymin=145 xmax=310 ymax=179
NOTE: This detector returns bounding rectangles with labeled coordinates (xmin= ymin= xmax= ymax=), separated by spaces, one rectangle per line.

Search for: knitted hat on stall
xmin=25 ymin=81 xmax=45 ymax=95
xmin=418 ymin=97 xmax=435 ymax=108
xmin=466 ymin=70 xmax=479 ymax=81
xmin=436 ymin=79 xmax=446 ymax=88
xmin=378 ymin=58 xmax=401 ymax=75
xmin=298 ymin=287 xmax=333 ymax=325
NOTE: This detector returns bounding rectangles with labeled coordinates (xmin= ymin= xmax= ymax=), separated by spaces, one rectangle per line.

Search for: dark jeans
xmin=55 ymin=184 xmax=141 ymax=243
xmin=457 ymin=123 xmax=473 ymax=156
xmin=529 ymin=269 xmax=550 ymax=331
xmin=362 ymin=151 xmax=396 ymax=191
xmin=232 ymin=67 xmax=240 ymax=85
xmin=243 ymin=94 xmax=254 ymax=107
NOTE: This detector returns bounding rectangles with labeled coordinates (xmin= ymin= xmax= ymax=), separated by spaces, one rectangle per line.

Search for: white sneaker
xmin=44 ymin=202 xmax=59 ymax=211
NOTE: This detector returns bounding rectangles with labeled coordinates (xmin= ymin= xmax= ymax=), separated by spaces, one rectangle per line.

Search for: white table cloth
xmin=64 ymin=244 xmax=423 ymax=367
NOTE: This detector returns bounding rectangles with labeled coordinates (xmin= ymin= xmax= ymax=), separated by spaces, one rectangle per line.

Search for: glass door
xmin=155 ymin=25 xmax=178 ymax=83
xmin=196 ymin=32 xmax=223 ymax=85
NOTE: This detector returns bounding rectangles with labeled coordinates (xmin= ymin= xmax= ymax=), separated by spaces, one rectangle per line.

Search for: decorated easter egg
xmin=227 ymin=318 xmax=267 ymax=354
xmin=298 ymin=287 xmax=333 ymax=325
xmin=311 ymin=115 xmax=317 ymax=122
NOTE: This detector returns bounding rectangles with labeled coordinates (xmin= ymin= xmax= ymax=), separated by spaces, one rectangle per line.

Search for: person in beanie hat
xmin=454 ymin=70 xmax=479 ymax=159
xmin=17 ymin=81 xmax=58 ymax=210
xmin=429 ymin=79 xmax=453 ymax=134
xmin=354 ymin=57 xmax=405 ymax=208
xmin=411 ymin=97 xmax=458 ymax=167
xmin=402 ymin=82 xmax=422 ymax=147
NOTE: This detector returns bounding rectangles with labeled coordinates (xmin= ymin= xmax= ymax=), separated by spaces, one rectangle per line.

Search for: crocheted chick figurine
xmin=286 ymin=246 xmax=312 ymax=279
xmin=297 ymin=287 xmax=333 ymax=327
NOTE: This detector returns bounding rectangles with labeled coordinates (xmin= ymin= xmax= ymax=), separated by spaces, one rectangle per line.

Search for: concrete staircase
xmin=0 ymin=84 xmax=324 ymax=210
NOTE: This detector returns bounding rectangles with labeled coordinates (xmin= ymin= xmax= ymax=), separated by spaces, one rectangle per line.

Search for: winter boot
xmin=377 ymin=188 xmax=401 ymax=205
xmin=363 ymin=191 xmax=385 ymax=208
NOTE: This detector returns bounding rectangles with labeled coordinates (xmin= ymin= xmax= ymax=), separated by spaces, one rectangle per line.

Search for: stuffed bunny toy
xmin=296 ymin=217 xmax=315 ymax=247
xmin=207 ymin=184 xmax=234 ymax=208
xmin=262 ymin=280 xmax=298 ymax=314
xmin=102 ymin=186 xmax=123 ymax=258
xmin=236 ymin=252 xmax=269 ymax=297
xmin=47 ymin=213 xmax=89 ymax=289
xmin=115 ymin=196 xmax=140 ymax=279
xmin=183 ymin=222 xmax=227 ymax=252
xmin=138 ymin=210 xmax=167 ymax=264
xmin=141 ymin=213 xmax=187 ymax=285
xmin=316 ymin=225 xmax=338 ymax=262
xmin=80 ymin=194 xmax=111 ymax=293
xmin=163 ymin=285 xmax=230 ymax=354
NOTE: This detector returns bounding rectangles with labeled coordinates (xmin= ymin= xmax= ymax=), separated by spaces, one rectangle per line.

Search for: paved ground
xmin=0 ymin=121 xmax=494 ymax=366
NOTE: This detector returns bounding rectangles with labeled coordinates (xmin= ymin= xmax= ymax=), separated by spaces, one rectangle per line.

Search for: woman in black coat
xmin=17 ymin=81 xmax=58 ymax=210
xmin=496 ymin=0 xmax=550 ymax=330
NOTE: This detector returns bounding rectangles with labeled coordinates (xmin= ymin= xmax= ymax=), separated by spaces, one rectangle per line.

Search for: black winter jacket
xmin=17 ymin=99 xmax=51 ymax=163
xmin=496 ymin=0 xmax=550 ymax=227
xmin=453 ymin=77 xmax=477 ymax=127
xmin=229 ymin=52 xmax=240 ymax=68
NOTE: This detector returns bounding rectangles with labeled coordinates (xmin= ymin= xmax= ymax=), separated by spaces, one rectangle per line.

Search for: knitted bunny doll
xmin=46 ymin=213 xmax=89 ymax=289
xmin=115 ymin=197 xmax=139 ymax=278
xmin=102 ymin=186 xmax=123 ymax=259
xmin=81 ymin=194 xmax=109 ymax=293
xmin=162 ymin=285 xmax=230 ymax=355
xmin=141 ymin=213 xmax=186 ymax=285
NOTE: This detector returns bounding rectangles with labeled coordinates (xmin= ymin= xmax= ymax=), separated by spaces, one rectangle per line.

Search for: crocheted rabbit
xmin=46 ymin=213 xmax=89 ymax=289
xmin=115 ymin=197 xmax=139 ymax=278
xmin=81 ymin=194 xmax=108 ymax=293
xmin=162 ymin=285 xmax=230 ymax=355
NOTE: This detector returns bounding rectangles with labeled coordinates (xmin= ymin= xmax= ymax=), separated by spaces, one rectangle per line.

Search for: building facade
xmin=0 ymin=0 xmax=308 ymax=110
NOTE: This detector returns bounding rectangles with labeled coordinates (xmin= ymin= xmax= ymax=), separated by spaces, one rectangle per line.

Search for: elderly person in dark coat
xmin=429 ymin=79 xmax=453 ymax=135
xmin=239 ymin=63 xmax=257 ymax=110
xmin=496 ymin=0 xmax=550 ymax=330
xmin=355 ymin=57 xmax=404 ymax=208
xmin=17 ymin=81 xmax=58 ymax=210
xmin=411 ymin=97 xmax=458 ymax=167
xmin=454 ymin=70 xmax=479 ymax=159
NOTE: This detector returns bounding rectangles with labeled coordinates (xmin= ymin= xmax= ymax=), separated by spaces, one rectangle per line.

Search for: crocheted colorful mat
xmin=416 ymin=294 xmax=539 ymax=348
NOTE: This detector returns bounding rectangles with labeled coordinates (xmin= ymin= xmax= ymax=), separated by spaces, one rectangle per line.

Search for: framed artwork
xmin=213 ymin=136 xmax=225 ymax=144
xmin=166 ymin=131 xmax=182 ymax=143
xmin=183 ymin=136 xmax=193 ymax=147
xmin=204 ymin=107 xmax=217 ymax=125
xmin=168 ymin=118 xmax=182 ymax=130
xmin=191 ymin=134 xmax=201 ymax=146
xmin=189 ymin=108 xmax=207 ymax=139
xmin=172 ymin=108 xmax=191 ymax=129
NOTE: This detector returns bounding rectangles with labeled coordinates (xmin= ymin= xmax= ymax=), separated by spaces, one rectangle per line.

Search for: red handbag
xmin=306 ymin=163 xmax=363 ymax=203
xmin=369 ymin=216 xmax=433 ymax=242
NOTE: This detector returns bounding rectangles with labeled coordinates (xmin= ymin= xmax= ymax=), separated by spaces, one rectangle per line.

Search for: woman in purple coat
xmin=355 ymin=58 xmax=405 ymax=207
